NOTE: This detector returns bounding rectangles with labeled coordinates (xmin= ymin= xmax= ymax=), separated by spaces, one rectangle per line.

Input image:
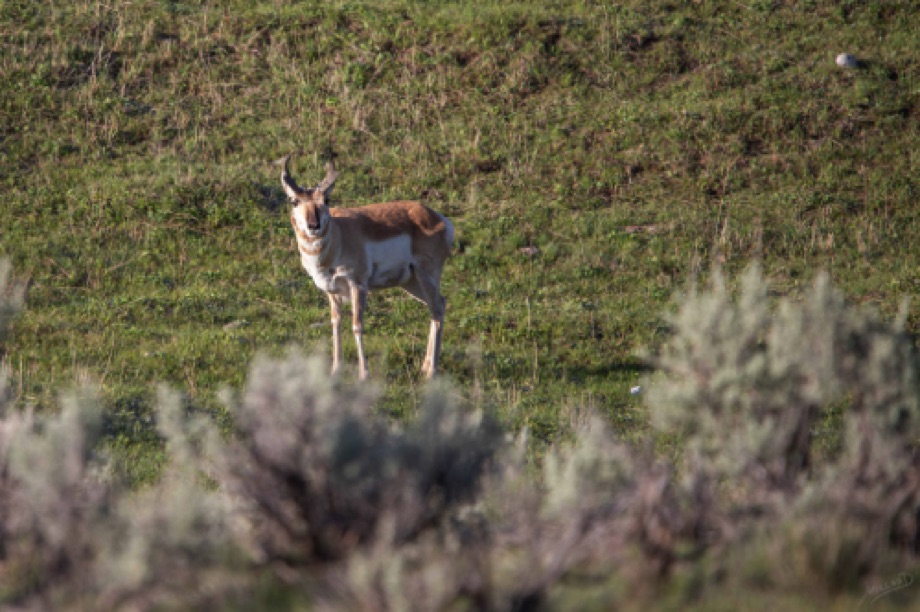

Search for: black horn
xmin=276 ymin=153 xmax=304 ymax=201
xmin=316 ymin=158 xmax=339 ymax=196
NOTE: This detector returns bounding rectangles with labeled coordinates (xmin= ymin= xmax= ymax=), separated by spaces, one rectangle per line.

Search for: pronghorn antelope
xmin=279 ymin=153 xmax=454 ymax=380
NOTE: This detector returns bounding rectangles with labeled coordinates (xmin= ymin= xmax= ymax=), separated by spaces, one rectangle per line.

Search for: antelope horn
xmin=316 ymin=158 xmax=339 ymax=196
xmin=276 ymin=152 xmax=304 ymax=201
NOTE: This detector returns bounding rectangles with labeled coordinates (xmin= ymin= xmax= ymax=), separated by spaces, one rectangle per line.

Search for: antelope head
xmin=280 ymin=153 xmax=339 ymax=240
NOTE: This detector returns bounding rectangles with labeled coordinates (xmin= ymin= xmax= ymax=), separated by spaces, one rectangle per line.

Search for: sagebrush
xmin=1 ymin=264 xmax=918 ymax=609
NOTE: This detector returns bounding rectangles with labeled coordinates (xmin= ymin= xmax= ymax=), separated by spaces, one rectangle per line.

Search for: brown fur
xmin=329 ymin=201 xmax=452 ymax=256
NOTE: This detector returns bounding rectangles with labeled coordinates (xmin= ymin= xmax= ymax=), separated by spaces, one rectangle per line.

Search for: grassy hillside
xmin=2 ymin=1 xmax=920 ymax=608
xmin=2 ymin=0 xmax=919 ymax=486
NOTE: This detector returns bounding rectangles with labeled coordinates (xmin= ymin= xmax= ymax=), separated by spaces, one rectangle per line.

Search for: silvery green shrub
xmin=648 ymin=265 xmax=819 ymax=496
xmin=94 ymin=387 xmax=236 ymax=609
xmin=649 ymin=266 xmax=918 ymax=494
xmin=0 ymin=257 xmax=918 ymax=608
xmin=0 ymin=392 xmax=109 ymax=606
xmin=540 ymin=414 xmax=715 ymax=583
xmin=0 ymin=261 xmax=109 ymax=605
xmin=218 ymin=349 xmax=504 ymax=565
xmin=0 ymin=262 xmax=236 ymax=607
xmin=648 ymin=264 xmax=920 ymax=591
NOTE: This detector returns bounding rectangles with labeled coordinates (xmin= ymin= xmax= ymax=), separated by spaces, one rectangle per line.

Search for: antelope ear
xmin=316 ymin=159 xmax=339 ymax=198
xmin=275 ymin=153 xmax=305 ymax=202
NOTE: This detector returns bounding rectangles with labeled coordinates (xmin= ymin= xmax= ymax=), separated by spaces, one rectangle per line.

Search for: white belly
xmin=365 ymin=235 xmax=413 ymax=289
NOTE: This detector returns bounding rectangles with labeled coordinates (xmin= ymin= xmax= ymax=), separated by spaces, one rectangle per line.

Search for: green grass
xmin=2 ymin=0 xmax=919 ymax=483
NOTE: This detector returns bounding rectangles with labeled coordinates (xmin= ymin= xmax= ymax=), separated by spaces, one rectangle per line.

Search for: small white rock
xmin=836 ymin=53 xmax=858 ymax=68
xmin=630 ymin=386 xmax=642 ymax=395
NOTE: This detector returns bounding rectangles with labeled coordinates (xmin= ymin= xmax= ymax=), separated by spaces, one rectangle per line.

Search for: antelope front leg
xmin=349 ymin=282 xmax=370 ymax=381
xmin=328 ymin=293 xmax=343 ymax=376
xmin=424 ymin=293 xmax=446 ymax=379
xmin=425 ymin=319 xmax=443 ymax=378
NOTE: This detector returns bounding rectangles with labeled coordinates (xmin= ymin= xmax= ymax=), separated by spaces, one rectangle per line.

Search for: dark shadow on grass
xmin=102 ymin=389 xmax=158 ymax=441
xmin=254 ymin=182 xmax=287 ymax=213
xmin=563 ymin=359 xmax=654 ymax=383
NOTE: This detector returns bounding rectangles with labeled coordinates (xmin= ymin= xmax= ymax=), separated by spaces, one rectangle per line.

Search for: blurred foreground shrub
xmin=218 ymin=351 xmax=504 ymax=566
xmin=0 ymin=263 xmax=918 ymax=609
xmin=648 ymin=265 xmax=920 ymax=595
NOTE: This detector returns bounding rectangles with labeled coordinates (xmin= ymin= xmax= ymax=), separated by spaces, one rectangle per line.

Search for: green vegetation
xmin=2 ymin=264 xmax=920 ymax=609
xmin=1 ymin=0 xmax=919 ymax=607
